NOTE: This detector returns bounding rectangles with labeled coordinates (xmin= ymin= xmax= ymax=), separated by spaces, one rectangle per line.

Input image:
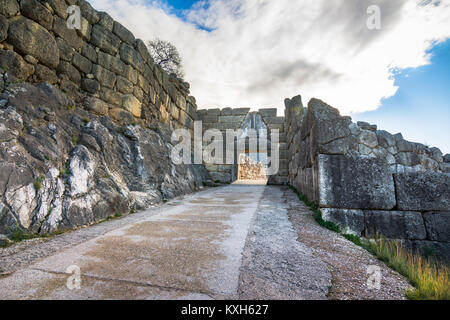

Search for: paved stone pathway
xmin=0 ymin=183 xmax=410 ymax=300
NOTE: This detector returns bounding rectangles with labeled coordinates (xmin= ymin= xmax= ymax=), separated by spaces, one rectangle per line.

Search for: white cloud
xmin=89 ymin=0 xmax=450 ymax=115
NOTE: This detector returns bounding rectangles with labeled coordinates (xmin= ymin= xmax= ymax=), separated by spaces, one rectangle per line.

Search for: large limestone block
xmin=264 ymin=117 xmax=285 ymax=125
xmin=402 ymin=240 xmax=450 ymax=262
xmin=81 ymin=78 xmax=100 ymax=94
xmin=47 ymin=0 xmax=68 ymax=19
xmin=82 ymin=44 xmax=97 ymax=63
xmin=318 ymin=155 xmax=396 ymax=210
xmin=318 ymin=136 xmax=355 ymax=155
xmin=0 ymin=14 xmax=7 ymax=42
xmin=20 ymin=0 xmax=53 ymax=30
xmin=122 ymin=94 xmax=141 ymax=118
xmin=116 ymin=76 xmax=133 ymax=94
xmin=258 ymin=108 xmax=277 ymax=118
xmin=92 ymin=64 xmax=116 ymax=89
xmin=57 ymin=61 xmax=81 ymax=84
xmin=113 ymin=21 xmax=135 ymax=45
xmin=109 ymin=107 xmax=134 ymax=124
xmin=135 ymin=38 xmax=152 ymax=63
xmin=307 ymin=99 xmax=351 ymax=144
xmin=123 ymin=64 xmax=137 ymax=84
xmin=376 ymin=130 xmax=396 ymax=148
xmin=56 ymin=37 xmax=74 ymax=61
xmin=423 ymin=212 xmax=450 ymax=242
xmin=364 ymin=211 xmax=427 ymax=240
xmin=394 ymin=172 xmax=450 ymax=211
xmin=7 ymin=17 xmax=60 ymax=68
xmin=119 ymin=43 xmax=145 ymax=72
xmin=358 ymin=130 xmax=378 ymax=148
xmin=72 ymin=52 xmax=92 ymax=74
xmin=98 ymin=12 xmax=114 ymax=31
xmin=0 ymin=0 xmax=19 ymax=18
xmin=35 ymin=64 xmax=58 ymax=84
xmin=100 ymin=87 xmax=122 ymax=107
xmin=85 ymin=96 xmax=109 ymax=115
xmin=97 ymin=51 xmax=125 ymax=75
xmin=53 ymin=16 xmax=84 ymax=50
xmin=218 ymin=115 xmax=245 ymax=123
xmin=91 ymin=24 xmax=121 ymax=55
xmin=232 ymin=108 xmax=250 ymax=115
xmin=79 ymin=0 xmax=100 ymax=24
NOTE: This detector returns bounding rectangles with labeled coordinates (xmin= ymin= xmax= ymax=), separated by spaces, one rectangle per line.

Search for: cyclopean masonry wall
xmin=0 ymin=0 xmax=196 ymax=132
xmin=196 ymin=107 xmax=288 ymax=185
xmin=0 ymin=0 xmax=212 ymax=240
xmin=285 ymin=95 xmax=450 ymax=260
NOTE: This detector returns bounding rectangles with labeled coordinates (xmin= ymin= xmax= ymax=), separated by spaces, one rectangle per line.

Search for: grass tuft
xmin=34 ymin=175 xmax=45 ymax=190
xmin=343 ymin=233 xmax=363 ymax=246
xmin=2 ymin=227 xmax=67 ymax=248
xmin=8 ymin=228 xmax=36 ymax=242
xmin=362 ymin=237 xmax=449 ymax=300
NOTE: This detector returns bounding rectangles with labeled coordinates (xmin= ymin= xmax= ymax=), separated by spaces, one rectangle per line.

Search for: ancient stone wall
xmin=0 ymin=0 xmax=196 ymax=131
xmin=0 ymin=0 xmax=212 ymax=241
xmin=285 ymin=95 xmax=450 ymax=260
xmin=196 ymin=107 xmax=288 ymax=185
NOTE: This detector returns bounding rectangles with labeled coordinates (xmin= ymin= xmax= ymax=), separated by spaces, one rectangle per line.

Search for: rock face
xmin=318 ymin=155 xmax=396 ymax=210
xmin=0 ymin=81 xmax=212 ymax=236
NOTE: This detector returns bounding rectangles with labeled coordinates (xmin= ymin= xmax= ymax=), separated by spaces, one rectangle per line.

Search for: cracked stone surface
xmin=238 ymin=186 xmax=331 ymax=299
xmin=0 ymin=183 xmax=411 ymax=300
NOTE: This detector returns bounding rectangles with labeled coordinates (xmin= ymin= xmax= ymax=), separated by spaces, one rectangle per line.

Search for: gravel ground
xmin=238 ymin=186 xmax=332 ymax=299
xmin=284 ymin=187 xmax=413 ymax=300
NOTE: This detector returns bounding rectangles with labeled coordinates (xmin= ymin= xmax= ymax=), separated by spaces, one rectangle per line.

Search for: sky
xmin=89 ymin=0 xmax=450 ymax=153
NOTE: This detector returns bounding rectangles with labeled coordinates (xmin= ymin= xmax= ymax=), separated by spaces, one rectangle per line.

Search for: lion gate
xmin=196 ymin=108 xmax=288 ymax=185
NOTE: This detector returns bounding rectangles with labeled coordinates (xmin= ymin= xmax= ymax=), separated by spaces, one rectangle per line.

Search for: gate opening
xmin=237 ymin=151 xmax=268 ymax=183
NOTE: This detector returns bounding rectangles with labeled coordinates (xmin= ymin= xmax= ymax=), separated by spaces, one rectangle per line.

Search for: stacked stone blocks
xmin=197 ymin=107 xmax=288 ymax=184
xmin=285 ymin=95 xmax=450 ymax=260
xmin=0 ymin=0 xmax=196 ymax=131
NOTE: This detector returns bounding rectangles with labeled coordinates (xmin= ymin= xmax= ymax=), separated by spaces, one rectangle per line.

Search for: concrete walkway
xmin=2 ymin=182 xmax=325 ymax=299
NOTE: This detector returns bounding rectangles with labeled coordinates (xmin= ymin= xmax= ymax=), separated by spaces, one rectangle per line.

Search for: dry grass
xmin=363 ymin=237 xmax=449 ymax=300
